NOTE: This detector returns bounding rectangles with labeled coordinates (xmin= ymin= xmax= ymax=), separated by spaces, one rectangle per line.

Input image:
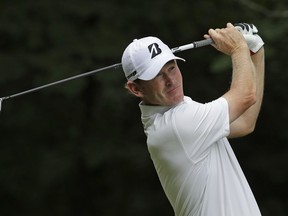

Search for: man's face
xmin=137 ymin=60 xmax=184 ymax=106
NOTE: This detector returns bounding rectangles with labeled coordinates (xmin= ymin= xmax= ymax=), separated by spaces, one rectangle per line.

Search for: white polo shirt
xmin=140 ymin=96 xmax=261 ymax=216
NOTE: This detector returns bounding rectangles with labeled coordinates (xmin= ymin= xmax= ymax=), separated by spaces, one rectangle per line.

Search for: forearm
xmin=228 ymin=47 xmax=265 ymax=138
xmin=230 ymin=47 xmax=257 ymax=97
xmin=240 ymin=47 xmax=265 ymax=127
xmin=223 ymin=45 xmax=257 ymax=124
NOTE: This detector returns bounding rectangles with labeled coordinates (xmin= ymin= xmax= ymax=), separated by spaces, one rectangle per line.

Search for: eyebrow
xmin=160 ymin=60 xmax=176 ymax=71
xmin=165 ymin=60 xmax=175 ymax=66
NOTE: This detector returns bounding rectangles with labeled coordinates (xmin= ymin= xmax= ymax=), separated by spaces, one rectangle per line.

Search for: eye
xmin=156 ymin=72 xmax=164 ymax=77
xmin=168 ymin=65 xmax=176 ymax=72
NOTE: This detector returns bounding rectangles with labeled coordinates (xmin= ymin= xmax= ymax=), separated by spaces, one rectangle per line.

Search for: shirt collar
xmin=139 ymin=96 xmax=192 ymax=128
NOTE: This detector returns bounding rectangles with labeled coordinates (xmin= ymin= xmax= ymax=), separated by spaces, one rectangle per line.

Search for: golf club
xmin=0 ymin=38 xmax=213 ymax=112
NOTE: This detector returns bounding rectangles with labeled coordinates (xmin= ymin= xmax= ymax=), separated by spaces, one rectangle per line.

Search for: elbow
xmin=245 ymin=88 xmax=257 ymax=109
xmin=251 ymin=88 xmax=257 ymax=105
xmin=240 ymin=122 xmax=256 ymax=138
xmin=244 ymin=122 xmax=256 ymax=135
xmin=229 ymin=120 xmax=256 ymax=139
xmin=242 ymin=93 xmax=257 ymax=134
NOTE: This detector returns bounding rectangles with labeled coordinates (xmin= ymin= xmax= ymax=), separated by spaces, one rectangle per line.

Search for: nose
xmin=164 ymin=73 xmax=174 ymax=86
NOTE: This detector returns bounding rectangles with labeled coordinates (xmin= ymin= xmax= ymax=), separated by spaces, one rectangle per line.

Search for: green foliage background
xmin=0 ymin=0 xmax=288 ymax=215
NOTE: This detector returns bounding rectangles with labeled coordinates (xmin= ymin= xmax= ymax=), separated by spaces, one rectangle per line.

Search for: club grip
xmin=193 ymin=38 xmax=213 ymax=48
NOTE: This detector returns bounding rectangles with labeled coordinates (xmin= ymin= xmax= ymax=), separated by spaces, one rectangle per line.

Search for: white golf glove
xmin=234 ymin=23 xmax=264 ymax=53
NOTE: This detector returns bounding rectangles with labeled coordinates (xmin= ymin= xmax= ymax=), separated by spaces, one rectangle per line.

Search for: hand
xmin=206 ymin=23 xmax=248 ymax=56
xmin=234 ymin=23 xmax=264 ymax=53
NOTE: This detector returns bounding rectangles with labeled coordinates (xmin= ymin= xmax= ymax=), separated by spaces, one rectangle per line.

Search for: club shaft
xmin=1 ymin=63 xmax=122 ymax=101
xmin=171 ymin=38 xmax=213 ymax=53
xmin=0 ymin=38 xmax=212 ymax=102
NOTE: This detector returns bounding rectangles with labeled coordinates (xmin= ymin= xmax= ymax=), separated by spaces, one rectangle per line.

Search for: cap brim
xmin=138 ymin=55 xmax=185 ymax=81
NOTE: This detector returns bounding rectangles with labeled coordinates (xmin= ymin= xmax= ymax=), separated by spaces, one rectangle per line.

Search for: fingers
xmin=205 ymin=22 xmax=248 ymax=55
xmin=234 ymin=22 xmax=259 ymax=35
xmin=203 ymin=34 xmax=211 ymax=40
xmin=226 ymin=22 xmax=234 ymax=28
xmin=206 ymin=22 xmax=243 ymax=41
xmin=207 ymin=22 xmax=234 ymax=36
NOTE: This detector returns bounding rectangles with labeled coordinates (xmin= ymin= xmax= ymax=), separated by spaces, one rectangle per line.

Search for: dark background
xmin=0 ymin=0 xmax=288 ymax=215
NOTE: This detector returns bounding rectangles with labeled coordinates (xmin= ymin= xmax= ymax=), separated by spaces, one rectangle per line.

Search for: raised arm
xmin=207 ymin=23 xmax=257 ymax=125
xmin=228 ymin=47 xmax=265 ymax=138
xmin=227 ymin=23 xmax=265 ymax=138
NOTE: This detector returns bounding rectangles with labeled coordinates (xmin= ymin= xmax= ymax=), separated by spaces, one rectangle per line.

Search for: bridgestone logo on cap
xmin=148 ymin=43 xmax=162 ymax=58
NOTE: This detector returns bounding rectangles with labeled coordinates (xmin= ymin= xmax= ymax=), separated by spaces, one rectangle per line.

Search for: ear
xmin=126 ymin=81 xmax=144 ymax=98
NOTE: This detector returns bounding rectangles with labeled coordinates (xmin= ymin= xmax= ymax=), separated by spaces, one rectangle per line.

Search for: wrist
xmin=231 ymin=44 xmax=250 ymax=57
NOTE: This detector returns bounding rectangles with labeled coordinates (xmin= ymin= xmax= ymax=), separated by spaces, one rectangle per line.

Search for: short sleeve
xmin=173 ymin=97 xmax=230 ymax=162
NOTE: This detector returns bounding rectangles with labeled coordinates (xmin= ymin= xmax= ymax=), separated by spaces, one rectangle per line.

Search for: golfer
xmin=121 ymin=22 xmax=264 ymax=216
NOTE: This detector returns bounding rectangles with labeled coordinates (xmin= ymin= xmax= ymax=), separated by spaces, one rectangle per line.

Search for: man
xmin=121 ymin=23 xmax=264 ymax=216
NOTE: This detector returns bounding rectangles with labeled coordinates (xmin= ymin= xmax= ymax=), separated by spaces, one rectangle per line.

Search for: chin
xmin=169 ymin=96 xmax=184 ymax=106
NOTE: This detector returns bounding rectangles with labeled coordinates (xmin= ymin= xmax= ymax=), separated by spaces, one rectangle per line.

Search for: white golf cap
xmin=121 ymin=36 xmax=185 ymax=81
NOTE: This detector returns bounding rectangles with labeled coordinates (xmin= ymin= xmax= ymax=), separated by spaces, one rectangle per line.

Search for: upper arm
xmin=222 ymin=88 xmax=257 ymax=124
xmin=228 ymin=115 xmax=255 ymax=138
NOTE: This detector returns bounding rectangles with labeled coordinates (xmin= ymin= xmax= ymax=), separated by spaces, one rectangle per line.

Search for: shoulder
xmin=174 ymin=97 xmax=228 ymax=115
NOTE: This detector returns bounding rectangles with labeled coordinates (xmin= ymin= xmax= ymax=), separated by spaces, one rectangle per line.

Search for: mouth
xmin=167 ymin=85 xmax=180 ymax=94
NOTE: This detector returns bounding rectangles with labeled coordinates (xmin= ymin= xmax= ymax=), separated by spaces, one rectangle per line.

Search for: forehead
xmin=159 ymin=59 xmax=174 ymax=70
xmin=164 ymin=60 xmax=176 ymax=67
